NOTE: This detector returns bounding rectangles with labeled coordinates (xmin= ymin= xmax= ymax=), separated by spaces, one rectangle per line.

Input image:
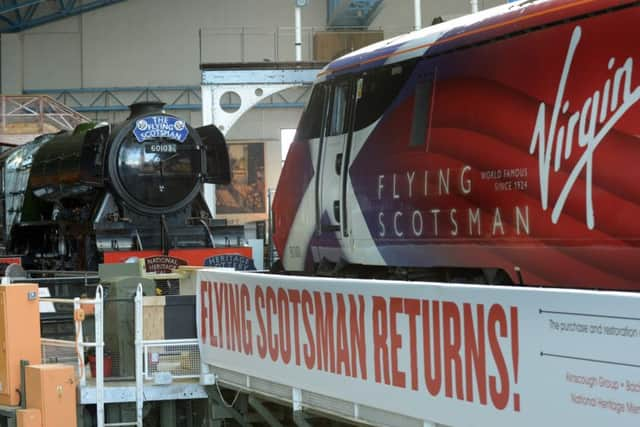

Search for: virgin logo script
xmin=530 ymin=26 xmax=640 ymax=230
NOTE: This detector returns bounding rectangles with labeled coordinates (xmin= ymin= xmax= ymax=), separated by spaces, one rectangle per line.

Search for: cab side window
xmin=327 ymin=81 xmax=351 ymax=137
xmin=410 ymin=71 xmax=435 ymax=148
xmin=297 ymin=85 xmax=327 ymax=140
xmin=354 ymin=62 xmax=416 ymax=131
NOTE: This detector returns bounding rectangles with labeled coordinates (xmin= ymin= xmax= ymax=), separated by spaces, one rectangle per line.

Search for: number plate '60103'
xmin=145 ymin=143 xmax=177 ymax=153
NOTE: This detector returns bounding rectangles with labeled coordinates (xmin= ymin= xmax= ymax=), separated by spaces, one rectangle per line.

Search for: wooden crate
xmin=25 ymin=365 xmax=76 ymax=427
xmin=313 ymin=30 xmax=384 ymax=61
xmin=143 ymin=296 xmax=165 ymax=340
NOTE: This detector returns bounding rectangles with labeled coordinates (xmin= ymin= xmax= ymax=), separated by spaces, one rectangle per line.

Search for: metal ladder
xmin=88 ymin=284 xmax=144 ymax=427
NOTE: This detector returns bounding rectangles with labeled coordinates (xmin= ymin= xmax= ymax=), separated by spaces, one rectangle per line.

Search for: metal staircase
xmin=0 ymin=95 xmax=89 ymax=146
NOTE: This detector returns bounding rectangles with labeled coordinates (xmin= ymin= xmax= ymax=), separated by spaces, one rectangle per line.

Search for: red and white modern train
xmin=273 ymin=0 xmax=640 ymax=290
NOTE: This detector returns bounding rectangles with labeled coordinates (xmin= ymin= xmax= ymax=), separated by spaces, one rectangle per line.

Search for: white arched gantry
xmin=200 ymin=62 xmax=323 ymax=215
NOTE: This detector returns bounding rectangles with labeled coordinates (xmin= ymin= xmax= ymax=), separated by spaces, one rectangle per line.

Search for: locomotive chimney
xmin=127 ymin=101 xmax=166 ymax=119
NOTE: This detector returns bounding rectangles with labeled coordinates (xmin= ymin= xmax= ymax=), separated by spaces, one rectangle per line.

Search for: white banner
xmin=196 ymin=270 xmax=640 ymax=427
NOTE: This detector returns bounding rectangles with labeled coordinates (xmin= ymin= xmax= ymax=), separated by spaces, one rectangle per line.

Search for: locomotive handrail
xmin=198 ymin=218 xmax=216 ymax=248
xmin=21 ymin=276 xmax=99 ymax=282
xmin=160 ymin=215 xmax=170 ymax=254
xmin=24 ymin=270 xmax=99 ymax=276
xmin=133 ymin=229 xmax=143 ymax=251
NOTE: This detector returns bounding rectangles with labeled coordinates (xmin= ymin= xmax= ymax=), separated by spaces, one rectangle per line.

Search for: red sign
xmin=104 ymin=247 xmax=253 ymax=269
xmin=0 ymin=257 xmax=22 ymax=265
xmin=144 ymin=255 xmax=187 ymax=273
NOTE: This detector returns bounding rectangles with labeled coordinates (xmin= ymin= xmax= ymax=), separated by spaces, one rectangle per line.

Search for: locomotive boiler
xmin=0 ymin=102 xmax=230 ymax=270
xmin=273 ymin=0 xmax=640 ymax=290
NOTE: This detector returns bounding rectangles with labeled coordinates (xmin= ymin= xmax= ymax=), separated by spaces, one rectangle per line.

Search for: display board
xmin=216 ymin=142 xmax=266 ymax=224
xmin=196 ymin=270 xmax=640 ymax=426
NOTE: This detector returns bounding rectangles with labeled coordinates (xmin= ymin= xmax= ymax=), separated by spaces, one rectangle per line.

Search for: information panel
xmin=196 ymin=270 xmax=640 ymax=427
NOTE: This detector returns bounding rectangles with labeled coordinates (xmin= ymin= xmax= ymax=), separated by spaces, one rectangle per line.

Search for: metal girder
xmin=207 ymin=387 xmax=251 ymax=427
xmin=205 ymin=83 xmax=297 ymax=135
xmin=201 ymin=62 xmax=322 ymax=135
xmin=247 ymin=396 xmax=285 ymax=427
xmin=23 ymin=86 xmax=201 ymax=113
xmin=327 ymin=0 xmax=384 ymax=29
xmin=202 ymin=68 xmax=320 ymax=86
xmin=0 ymin=0 xmax=126 ymax=33
xmin=23 ymin=85 xmax=310 ymax=115
xmin=293 ymin=412 xmax=313 ymax=427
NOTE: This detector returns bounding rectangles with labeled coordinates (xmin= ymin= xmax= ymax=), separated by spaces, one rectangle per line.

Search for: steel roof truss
xmin=0 ymin=0 xmax=126 ymax=32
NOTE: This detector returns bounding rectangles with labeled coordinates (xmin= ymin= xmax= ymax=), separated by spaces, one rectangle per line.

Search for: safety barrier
xmin=142 ymin=339 xmax=200 ymax=381
xmin=38 ymin=282 xmax=206 ymax=427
